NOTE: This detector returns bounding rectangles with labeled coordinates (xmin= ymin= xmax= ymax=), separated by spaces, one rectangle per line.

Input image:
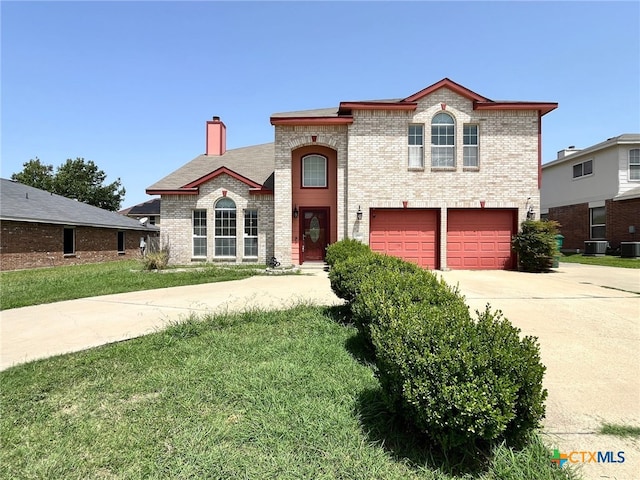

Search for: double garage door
xmin=369 ymin=208 xmax=516 ymax=270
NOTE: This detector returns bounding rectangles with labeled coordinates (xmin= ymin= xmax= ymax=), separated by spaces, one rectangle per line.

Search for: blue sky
xmin=2 ymin=1 xmax=639 ymax=208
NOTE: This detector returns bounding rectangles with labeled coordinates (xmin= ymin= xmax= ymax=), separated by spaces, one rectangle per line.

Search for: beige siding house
xmin=147 ymin=78 xmax=557 ymax=270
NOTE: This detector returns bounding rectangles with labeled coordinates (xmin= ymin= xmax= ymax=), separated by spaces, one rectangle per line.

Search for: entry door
xmin=302 ymin=209 xmax=328 ymax=262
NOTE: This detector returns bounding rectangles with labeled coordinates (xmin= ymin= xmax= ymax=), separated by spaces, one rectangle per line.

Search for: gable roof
xmin=0 ymin=178 xmax=158 ymax=231
xmin=120 ymin=198 xmax=161 ymax=216
xmin=270 ymin=77 xmax=557 ymax=125
xmin=146 ymin=143 xmax=275 ymax=195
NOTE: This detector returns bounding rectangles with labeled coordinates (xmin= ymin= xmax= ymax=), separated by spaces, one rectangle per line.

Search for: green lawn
xmin=0 ymin=260 xmax=268 ymax=310
xmin=0 ymin=306 xmax=578 ymax=480
xmin=559 ymin=253 xmax=640 ymax=268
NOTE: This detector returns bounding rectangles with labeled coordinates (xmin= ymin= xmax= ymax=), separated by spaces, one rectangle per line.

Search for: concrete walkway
xmin=1 ymin=263 xmax=639 ymax=479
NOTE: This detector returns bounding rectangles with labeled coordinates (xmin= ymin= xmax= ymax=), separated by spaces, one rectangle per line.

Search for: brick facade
xmin=160 ymin=175 xmax=274 ymax=265
xmin=0 ymin=221 xmax=154 ymax=271
xmin=547 ymin=198 xmax=640 ymax=251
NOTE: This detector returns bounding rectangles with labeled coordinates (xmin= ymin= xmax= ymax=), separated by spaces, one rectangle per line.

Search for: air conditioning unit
xmin=620 ymin=242 xmax=640 ymax=258
xmin=583 ymin=240 xmax=607 ymax=256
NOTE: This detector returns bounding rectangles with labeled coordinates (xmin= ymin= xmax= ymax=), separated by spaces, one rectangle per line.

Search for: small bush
xmin=141 ymin=250 xmax=169 ymax=271
xmin=325 ymin=238 xmax=372 ymax=268
xmin=512 ymin=220 xmax=561 ymax=272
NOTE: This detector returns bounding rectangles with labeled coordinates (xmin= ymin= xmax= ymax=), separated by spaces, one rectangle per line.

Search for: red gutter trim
xmin=538 ymin=114 xmax=542 ymax=189
xmin=403 ymin=78 xmax=490 ymax=103
xmin=338 ymin=102 xmax=417 ymax=111
xmin=270 ymin=117 xmax=353 ymax=126
xmin=182 ymin=166 xmax=262 ymax=189
xmin=475 ymin=101 xmax=558 ymax=116
xmin=249 ymin=188 xmax=273 ymax=195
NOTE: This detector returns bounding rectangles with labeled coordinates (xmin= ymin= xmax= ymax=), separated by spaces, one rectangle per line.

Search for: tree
xmin=11 ymin=157 xmax=126 ymax=211
xmin=10 ymin=158 xmax=54 ymax=192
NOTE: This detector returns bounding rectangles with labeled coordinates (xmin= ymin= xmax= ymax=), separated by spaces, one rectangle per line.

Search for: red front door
xmin=301 ymin=209 xmax=328 ymax=262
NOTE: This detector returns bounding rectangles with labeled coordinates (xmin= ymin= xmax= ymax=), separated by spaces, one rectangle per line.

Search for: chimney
xmin=206 ymin=116 xmax=226 ymax=156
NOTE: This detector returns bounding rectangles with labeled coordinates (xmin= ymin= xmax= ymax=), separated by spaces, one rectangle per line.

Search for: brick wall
xmin=160 ymin=175 xmax=274 ymax=265
xmin=0 ymin=220 xmax=155 ymax=271
xmin=548 ymin=198 xmax=640 ymax=250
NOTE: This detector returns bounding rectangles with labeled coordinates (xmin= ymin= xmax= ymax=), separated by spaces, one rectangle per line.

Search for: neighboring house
xmin=120 ymin=198 xmax=161 ymax=227
xmin=0 ymin=178 xmax=159 ymax=271
xmin=541 ymin=134 xmax=640 ymax=251
xmin=147 ymin=78 xmax=557 ymax=270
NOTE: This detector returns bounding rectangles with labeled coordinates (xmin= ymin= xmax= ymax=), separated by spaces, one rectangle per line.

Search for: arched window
xmin=431 ymin=113 xmax=455 ymax=167
xmin=302 ymin=154 xmax=327 ymax=187
xmin=629 ymin=149 xmax=640 ymax=181
xmin=215 ymin=197 xmax=236 ymax=257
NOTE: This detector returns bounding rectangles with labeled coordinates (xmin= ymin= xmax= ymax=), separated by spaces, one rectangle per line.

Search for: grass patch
xmin=0 ymin=306 xmax=578 ymax=479
xmin=599 ymin=423 xmax=640 ymax=438
xmin=0 ymin=260 xmax=266 ymax=310
xmin=560 ymin=253 xmax=640 ymax=269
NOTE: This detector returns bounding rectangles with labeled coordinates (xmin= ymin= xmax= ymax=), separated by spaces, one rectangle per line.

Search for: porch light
xmin=356 ymin=206 xmax=363 ymax=221
xmin=293 ymin=206 xmax=299 ymax=218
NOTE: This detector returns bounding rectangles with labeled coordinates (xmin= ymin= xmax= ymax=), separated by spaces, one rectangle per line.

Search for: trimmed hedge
xmin=327 ymin=239 xmax=548 ymax=452
xmin=512 ymin=220 xmax=561 ymax=272
xmin=325 ymin=238 xmax=372 ymax=268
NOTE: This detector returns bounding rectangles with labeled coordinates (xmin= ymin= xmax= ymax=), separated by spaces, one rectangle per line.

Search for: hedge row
xmin=326 ymin=240 xmax=547 ymax=451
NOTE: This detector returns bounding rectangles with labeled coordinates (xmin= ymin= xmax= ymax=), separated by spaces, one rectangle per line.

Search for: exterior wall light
xmin=356 ymin=206 xmax=363 ymax=221
xmin=293 ymin=206 xmax=299 ymax=218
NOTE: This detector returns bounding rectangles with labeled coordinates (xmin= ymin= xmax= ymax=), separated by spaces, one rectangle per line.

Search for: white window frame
xmin=463 ymin=124 xmax=479 ymax=167
xmin=408 ymin=124 xmax=424 ymax=168
xmin=244 ymin=209 xmax=258 ymax=258
xmin=215 ymin=198 xmax=236 ymax=257
xmin=629 ymin=148 xmax=640 ymax=181
xmin=431 ymin=112 xmax=455 ymax=168
xmin=572 ymin=159 xmax=593 ymax=179
xmin=193 ymin=209 xmax=207 ymax=258
xmin=590 ymin=206 xmax=606 ymax=239
xmin=302 ymin=154 xmax=327 ymax=188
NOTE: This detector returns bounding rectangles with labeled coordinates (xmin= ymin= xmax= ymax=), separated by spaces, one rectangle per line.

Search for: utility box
xmin=620 ymin=242 xmax=640 ymax=258
xmin=583 ymin=240 xmax=607 ymax=256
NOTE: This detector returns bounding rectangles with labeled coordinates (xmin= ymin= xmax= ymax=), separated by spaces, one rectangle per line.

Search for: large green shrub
xmin=372 ymin=303 xmax=547 ymax=451
xmin=324 ymin=238 xmax=372 ymax=268
xmin=512 ymin=220 xmax=561 ymax=272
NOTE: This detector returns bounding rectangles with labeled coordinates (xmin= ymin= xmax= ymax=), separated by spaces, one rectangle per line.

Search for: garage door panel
xmin=447 ymin=209 xmax=515 ymax=270
xmin=370 ymin=209 xmax=438 ymax=269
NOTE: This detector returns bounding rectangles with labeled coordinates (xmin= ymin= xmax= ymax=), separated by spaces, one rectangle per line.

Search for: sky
xmin=2 ymin=1 xmax=639 ymax=209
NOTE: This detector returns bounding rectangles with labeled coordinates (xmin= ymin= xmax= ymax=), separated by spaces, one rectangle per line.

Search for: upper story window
xmin=629 ymin=149 xmax=640 ymax=181
xmin=463 ymin=124 xmax=479 ymax=167
xmin=408 ymin=124 xmax=424 ymax=168
xmin=572 ymin=159 xmax=593 ymax=179
xmin=302 ymin=154 xmax=327 ymax=187
xmin=215 ymin=198 xmax=236 ymax=257
xmin=431 ymin=113 xmax=455 ymax=167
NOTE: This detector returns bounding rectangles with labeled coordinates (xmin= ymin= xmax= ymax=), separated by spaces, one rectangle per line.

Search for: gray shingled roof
xmin=0 ymin=178 xmax=159 ymax=232
xmin=120 ymin=198 xmax=161 ymax=216
xmin=147 ymin=143 xmax=275 ymax=191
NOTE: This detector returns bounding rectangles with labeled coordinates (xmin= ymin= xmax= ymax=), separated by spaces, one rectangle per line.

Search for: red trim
xmin=474 ymin=101 xmax=558 ymax=116
xmin=338 ymin=102 xmax=417 ymax=111
xmin=249 ymin=188 xmax=273 ymax=195
xmin=145 ymin=189 xmax=199 ymax=195
xmin=538 ymin=114 xmax=542 ymax=189
xmin=182 ymin=166 xmax=262 ymax=189
xmin=270 ymin=117 xmax=353 ymax=126
xmin=403 ymin=78 xmax=490 ymax=103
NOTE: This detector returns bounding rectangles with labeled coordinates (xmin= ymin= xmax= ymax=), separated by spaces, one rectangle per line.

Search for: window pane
xmin=573 ymin=164 xmax=582 ymax=178
xmin=591 ymin=206 xmax=606 ymax=225
xmin=584 ymin=160 xmax=593 ymax=175
xmin=629 ymin=149 xmax=640 ymax=180
xmin=214 ymin=199 xmax=236 ymax=257
xmin=303 ymin=155 xmax=327 ymax=187
xmin=408 ymin=146 xmax=424 ymax=167
xmin=591 ymin=225 xmax=606 ymax=239
xmin=463 ymin=146 xmax=478 ymax=167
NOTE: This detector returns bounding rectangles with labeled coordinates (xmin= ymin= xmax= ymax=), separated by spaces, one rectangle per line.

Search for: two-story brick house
xmin=147 ymin=78 xmax=557 ymax=270
xmin=541 ymin=134 xmax=640 ymax=251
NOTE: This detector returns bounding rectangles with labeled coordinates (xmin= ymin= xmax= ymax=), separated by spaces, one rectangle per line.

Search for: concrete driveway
xmin=1 ymin=263 xmax=638 ymax=479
